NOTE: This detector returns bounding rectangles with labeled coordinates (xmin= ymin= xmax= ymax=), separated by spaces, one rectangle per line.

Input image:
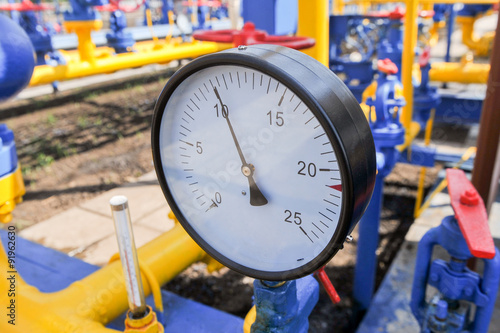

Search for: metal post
xmin=471 ymin=10 xmax=500 ymax=213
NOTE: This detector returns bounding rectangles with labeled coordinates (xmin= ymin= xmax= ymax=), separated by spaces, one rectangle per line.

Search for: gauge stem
xmin=110 ymin=196 xmax=147 ymax=318
xmin=213 ymin=86 xmax=268 ymax=206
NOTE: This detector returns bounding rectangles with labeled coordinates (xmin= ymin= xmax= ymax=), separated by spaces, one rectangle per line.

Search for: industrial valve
xmin=411 ymin=169 xmax=500 ymax=333
xmin=413 ymin=47 xmax=441 ymax=128
xmin=192 ymin=22 xmax=315 ymax=50
xmin=365 ymin=58 xmax=405 ymax=178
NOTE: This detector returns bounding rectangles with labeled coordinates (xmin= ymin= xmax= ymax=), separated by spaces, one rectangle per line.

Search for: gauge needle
xmin=213 ymin=87 xmax=268 ymax=206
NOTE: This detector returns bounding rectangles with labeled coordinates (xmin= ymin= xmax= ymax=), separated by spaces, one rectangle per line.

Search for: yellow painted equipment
xmin=0 ymin=222 xmax=216 ymax=332
xmin=64 ymin=20 xmax=104 ymax=64
xmin=457 ymin=14 xmax=495 ymax=56
xmin=0 ymin=164 xmax=25 ymax=224
xmin=30 ymin=39 xmax=232 ymax=86
xmin=429 ymin=56 xmax=490 ymax=84
xmin=124 ymin=306 xmax=164 ymax=333
xmin=297 ymin=0 xmax=329 ymax=67
xmin=27 ymin=16 xmax=233 ymax=87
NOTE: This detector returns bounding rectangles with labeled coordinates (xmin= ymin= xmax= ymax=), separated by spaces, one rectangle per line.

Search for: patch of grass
xmin=93 ymin=116 xmax=103 ymax=126
xmin=36 ymin=153 xmax=54 ymax=167
xmin=85 ymin=92 xmax=98 ymax=100
xmin=77 ymin=116 xmax=89 ymax=129
xmin=46 ymin=114 xmax=57 ymax=126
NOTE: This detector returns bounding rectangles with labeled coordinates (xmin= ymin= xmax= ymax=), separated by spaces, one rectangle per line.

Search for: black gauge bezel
xmin=152 ymin=45 xmax=376 ymax=281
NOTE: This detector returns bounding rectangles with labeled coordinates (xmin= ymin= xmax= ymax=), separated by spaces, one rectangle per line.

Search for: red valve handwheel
xmin=377 ymin=58 xmax=398 ymax=75
xmin=192 ymin=22 xmax=316 ymax=50
xmin=0 ymin=0 xmax=53 ymax=12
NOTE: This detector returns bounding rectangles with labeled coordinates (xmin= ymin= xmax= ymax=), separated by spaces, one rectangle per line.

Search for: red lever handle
xmin=315 ymin=267 xmax=341 ymax=304
xmin=446 ymin=169 xmax=495 ymax=259
xmin=193 ymin=22 xmax=316 ymax=50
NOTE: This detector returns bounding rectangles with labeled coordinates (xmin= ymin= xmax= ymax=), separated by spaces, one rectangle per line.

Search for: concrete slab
xmin=19 ymin=207 xmax=115 ymax=252
xmin=135 ymin=205 xmax=176 ymax=233
xmin=78 ymin=224 xmax=162 ymax=266
xmin=79 ymin=181 xmax=167 ymax=222
xmin=138 ymin=170 xmax=160 ymax=183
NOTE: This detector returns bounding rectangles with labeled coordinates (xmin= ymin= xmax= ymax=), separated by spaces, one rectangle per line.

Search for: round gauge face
xmin=152 ymin=45 xmax=376 ymax=280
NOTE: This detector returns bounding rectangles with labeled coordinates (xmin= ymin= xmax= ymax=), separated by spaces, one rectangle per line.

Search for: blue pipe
xmin=445 ymin=4 xmax=455 ymax=64
xmin=353 ymin=174 xmax=384 ymax=310
xmin=472 ymin=248 xmax=500 ymax=332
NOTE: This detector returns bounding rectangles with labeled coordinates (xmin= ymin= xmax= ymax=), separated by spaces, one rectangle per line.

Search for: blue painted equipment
xmin=251 ymin=277 xmax=319 ymax=333
xmin=397 ymin=144 xmax=436 ymax=168
xmin=413 ymin=48 xmax=440 ymax=128
xmin=106 ymin=10 xmax=135 ymax=53
xmin=64 ymin=0 xmax=107 ymax=21
xmin=353 ymin=59 xmax=405 ymax=313
xmin=242 ymin=0 xmax=297 ymax=35
xmin=377 ymin=8 xmax=404 ymax=79
xmin=0 ymin=14 xmax=36 ymax=102
xmin=457 ymin=4 xmax=493 ymax=17
xmin=16 ymin=1 xmax=55 ymax=66
xmin=329 ymin=14 xmax=376 ymax=102
xmin=195 ymin=5 xmax=210 ymax=30
xmin=0 ymin=125 xmax=18 ymax=178
xmin=411 ymin=169 xmax=500 ymax=333
xmin=434 ymin=94 xmax=483 ymax=124
xmin=0 ymin=123 xmax=25 ymax=223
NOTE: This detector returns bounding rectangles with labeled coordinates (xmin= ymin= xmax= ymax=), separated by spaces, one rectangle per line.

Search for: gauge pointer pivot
xmin=213 ymin=87 xmax=268 ymax=206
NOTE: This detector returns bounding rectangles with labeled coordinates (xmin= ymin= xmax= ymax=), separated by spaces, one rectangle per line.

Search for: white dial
xmin=152 ymin=45 xmax=376 ymax=280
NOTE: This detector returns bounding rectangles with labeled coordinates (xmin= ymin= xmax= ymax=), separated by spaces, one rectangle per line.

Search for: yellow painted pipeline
xmin=0 ymin=222 xmax=215 ymax=332
xmin=30 ymin=40 xmax=232 ymax=86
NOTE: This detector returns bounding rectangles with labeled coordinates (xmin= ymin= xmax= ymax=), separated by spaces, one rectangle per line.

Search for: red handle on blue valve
xmin=315 ymin=267 xmax=341 ymax=304
xmin=446 ymin=169 xmax=495 ymax=259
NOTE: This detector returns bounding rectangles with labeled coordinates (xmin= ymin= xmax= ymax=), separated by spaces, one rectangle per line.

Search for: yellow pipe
xmin=396 ymin=121 xmax=421 ymax=152
xmin=428 ymin=21 xmax=445 ymax=47
xmin=145 ymin=8 xmax=160 ymax=44
xmin=414 ymin=146 xmax=477 ymax=218
xmin=297 ymin=0 xmax=329 ymax=67
xmin=456 ymin=15 xmax=494 ymax=56
xmin=64 ymin=20 xmax=103 ymax=64
xmin=401 ymin=0 xmax=418 ymax=132
xmin=29 ymin=41 xmax=232 ymax=86
xmin=428 ymin=60 xmax=490 ymax=84
xmin=243 ymin=305 xmax=257 ymax=333
xmin=333 ymin=0 xmax=345 ymax=15
xmin=0 ymin=223 xmax=211 ymax=332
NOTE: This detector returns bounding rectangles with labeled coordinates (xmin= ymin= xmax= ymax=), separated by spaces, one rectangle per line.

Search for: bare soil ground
xmin=1 ymin=71 xmax=440 ymax=332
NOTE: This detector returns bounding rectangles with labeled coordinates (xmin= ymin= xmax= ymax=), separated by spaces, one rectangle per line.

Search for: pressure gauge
xmin=152 ymin=45 xmax=376 ymax=281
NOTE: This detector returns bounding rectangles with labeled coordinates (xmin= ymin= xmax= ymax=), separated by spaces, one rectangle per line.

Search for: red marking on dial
xmin=329 ymin=184 xmax=342 ymax=192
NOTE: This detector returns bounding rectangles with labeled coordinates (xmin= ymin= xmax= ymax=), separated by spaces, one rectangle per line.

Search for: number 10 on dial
xmin=152 ymin=45 xmax=376 ymax=280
